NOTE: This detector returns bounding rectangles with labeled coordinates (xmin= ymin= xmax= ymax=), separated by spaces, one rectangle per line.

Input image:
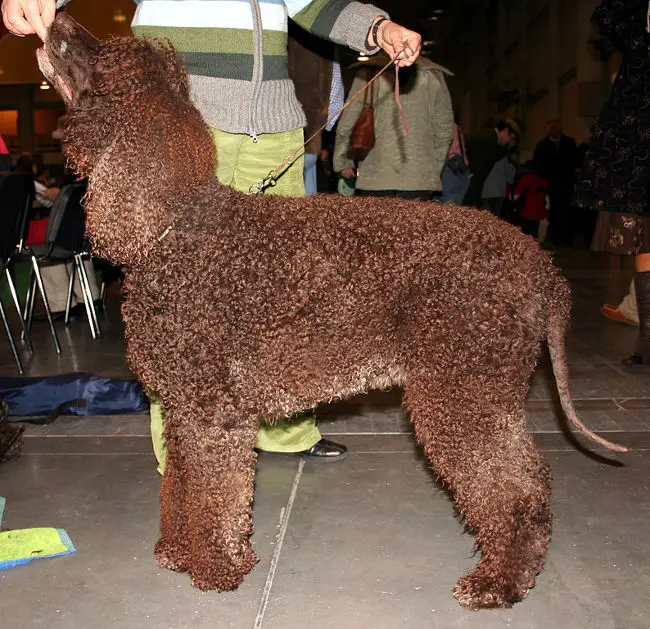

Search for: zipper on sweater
xmin=249 ymin=0 xmax=264 ymax=141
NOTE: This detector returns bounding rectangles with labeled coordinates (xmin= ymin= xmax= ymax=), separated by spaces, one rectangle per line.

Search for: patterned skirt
xmin=591 ymin=212 xmax=650 ymax=255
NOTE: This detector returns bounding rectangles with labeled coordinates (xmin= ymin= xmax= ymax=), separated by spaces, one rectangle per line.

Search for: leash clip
xmin=158 ymin=225 xmax=173 ymax=241
xmin=249 ymin=171 xmax=277 ymax=195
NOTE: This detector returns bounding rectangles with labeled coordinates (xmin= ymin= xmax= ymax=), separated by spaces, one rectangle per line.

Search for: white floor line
xmin=253 ymin=458 xmax=304 ymax=629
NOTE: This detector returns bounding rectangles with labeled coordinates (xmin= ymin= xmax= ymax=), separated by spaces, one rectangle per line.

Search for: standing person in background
xmin=480 ymin=153 xmax=517 ymax=219
xmin=574 ymin=126 xmax=598 ymax=247
xmin=575 ymin=0 xmax=650 ymax=365
xmin=462 ymin=119 xmax=520 ymax=208
xmin=2 ymin=0 xmax=422 ymax=469
xmin=288 ymin=24 xmax=343 ymax=197
xmin=533 ymin=120 xmax=579 ymax=246
xmin=334 ymin=57 xmax=454 ymax=201
xmin=441 ymin=122 xmax=470 ymax=205
xmin=318 ymin=128 xmax=339 ymax=193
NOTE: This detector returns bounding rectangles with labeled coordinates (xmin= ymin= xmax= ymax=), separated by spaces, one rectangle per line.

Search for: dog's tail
xmin=547 ymin=287 xmax=628 ymax=453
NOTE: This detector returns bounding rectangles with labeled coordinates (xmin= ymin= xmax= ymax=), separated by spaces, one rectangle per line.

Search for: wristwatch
xmin=369 ymin=17 xmax=388 ymax=48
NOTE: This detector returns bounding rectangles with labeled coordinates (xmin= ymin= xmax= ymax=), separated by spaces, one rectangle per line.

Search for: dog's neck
xmin=81 ymin=134 xmax=179 ymax=268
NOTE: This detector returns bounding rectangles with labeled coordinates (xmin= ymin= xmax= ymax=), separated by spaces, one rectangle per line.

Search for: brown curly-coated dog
xmin=38 ymin=13 xmax=625 ymax=610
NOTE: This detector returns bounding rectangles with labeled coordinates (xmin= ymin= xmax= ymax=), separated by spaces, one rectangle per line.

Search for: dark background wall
xmin=0 ymin=0 xmax=619 ymax=158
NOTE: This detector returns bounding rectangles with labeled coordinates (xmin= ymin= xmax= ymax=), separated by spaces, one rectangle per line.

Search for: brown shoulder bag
xmin=350 ymin=80 xmax=375 ymax=160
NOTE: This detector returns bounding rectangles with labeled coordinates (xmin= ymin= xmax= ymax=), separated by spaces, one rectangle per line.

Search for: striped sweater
xmin=56 ymin=0 xmax=386 ymax=136
xmin=129 ymin=0 xmax=387 ymax=137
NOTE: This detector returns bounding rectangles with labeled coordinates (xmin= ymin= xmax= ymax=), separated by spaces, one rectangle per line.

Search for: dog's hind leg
xmin=404 ymin=373 xmax=552 ymax=610
xmin=167 ymin=408 xmax=259 ymax=592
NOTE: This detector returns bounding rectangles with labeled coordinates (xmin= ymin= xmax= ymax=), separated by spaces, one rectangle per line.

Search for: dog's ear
xmin=64 ymin=37 xmax=213 ymax=181
xmin=93 ymin=37 xmax=190 ymax=111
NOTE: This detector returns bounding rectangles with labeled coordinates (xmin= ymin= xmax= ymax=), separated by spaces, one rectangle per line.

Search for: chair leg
xmin=0 ymin=299 xmax=24 ymax=375
xmin=76 ymin=254 xmax=101 ymax=339
xmin=31 ymin=256 xmax=62 ymax=354
xmin=65 ymin=260 xmax=76 ymax=326
xmin=22 ymin=268 xmax=33 ymax=323
xmin=75 ymin=255 xmax=96 ymax=338
xmin=5 ymin=267 xmax=33 ymax=356
xmin=22 ymin=270 xmax=36 ymax=339
xmin=100 ymin=281 xmax=107 ymax=308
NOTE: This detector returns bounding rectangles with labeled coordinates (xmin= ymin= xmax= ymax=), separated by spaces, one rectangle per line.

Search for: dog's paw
xmin=453 ymin=571 xmax=530 ymax=610
xmin=188 ymin=549 xmax=259 ymax=592
xmin=189 ymin=569 xmax=245 ymax=592
xmin=155 ymin=539 xmax=189 ymax=573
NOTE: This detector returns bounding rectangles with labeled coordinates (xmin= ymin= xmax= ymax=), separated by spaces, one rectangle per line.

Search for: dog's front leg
xmin=155 ymin=403 xmax=191 ymax=574
xmin=162 ymin=409 xmax=259 ymax=592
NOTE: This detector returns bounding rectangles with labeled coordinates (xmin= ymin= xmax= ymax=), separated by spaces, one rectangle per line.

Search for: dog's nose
xmin=54 ymin=11 xmax=74 ymax=28
xmin=51 ymin=11 xmax=101 ymax=49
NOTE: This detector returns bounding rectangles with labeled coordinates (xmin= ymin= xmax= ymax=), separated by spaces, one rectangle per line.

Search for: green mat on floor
xmin=0 ymin=261 xmax=30 ymax=308
xmin=0 ymin=497 xmax=76 ymax=570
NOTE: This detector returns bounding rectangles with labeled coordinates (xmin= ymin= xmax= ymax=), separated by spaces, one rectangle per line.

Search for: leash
xmin=249 ymin=54 xmax=408 ymax=195
xmin=159 ymin=54 xmax=409 ymax=240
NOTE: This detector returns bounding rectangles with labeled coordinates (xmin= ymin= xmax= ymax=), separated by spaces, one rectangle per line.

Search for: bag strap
xmin=20 ymin=398 xmax=88 ymax=425
xmin=249 ymin=55 xmax=404 ymax=193
xmin=363 ymin=79 xmax=375 ymax=109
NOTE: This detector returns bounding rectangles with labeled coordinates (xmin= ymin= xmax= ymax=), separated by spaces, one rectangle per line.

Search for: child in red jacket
xmin=513 ymin=161 xmax=550 ymax=240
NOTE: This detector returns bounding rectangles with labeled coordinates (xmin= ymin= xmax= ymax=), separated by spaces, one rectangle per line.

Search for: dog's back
xmin=124 ymin=188 xmax=565 ymax=417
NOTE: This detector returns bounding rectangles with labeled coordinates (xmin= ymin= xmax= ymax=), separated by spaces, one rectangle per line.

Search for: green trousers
xmin=150 ymin=128 xmax=321 ymax=474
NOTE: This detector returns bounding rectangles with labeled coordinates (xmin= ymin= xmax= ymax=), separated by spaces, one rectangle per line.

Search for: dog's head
xmin=37 ymin=12 xmax=215 ymax=266
xmin=37 ymin=11 xmax=100 ymax=108
xmin=39 ymin=12 xmax=213 ymax=177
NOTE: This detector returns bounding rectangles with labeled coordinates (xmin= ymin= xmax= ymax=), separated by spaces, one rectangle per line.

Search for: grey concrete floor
xmin=1 ymin=248 xmax=649 ymax=628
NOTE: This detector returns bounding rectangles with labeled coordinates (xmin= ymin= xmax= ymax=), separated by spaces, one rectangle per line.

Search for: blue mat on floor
xmin=0 ymin=372 xmax=149 ymax=420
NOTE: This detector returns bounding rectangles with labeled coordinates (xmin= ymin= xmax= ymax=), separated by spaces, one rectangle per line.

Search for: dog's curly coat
xmin=38 ymin=13 xmax=625 ymax=610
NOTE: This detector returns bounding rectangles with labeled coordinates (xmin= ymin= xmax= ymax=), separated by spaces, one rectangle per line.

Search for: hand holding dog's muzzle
xmin=1 ymin=0 xmax=56 ymax=40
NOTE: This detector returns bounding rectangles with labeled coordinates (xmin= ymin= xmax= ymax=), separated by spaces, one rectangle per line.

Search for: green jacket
xmin=334 ymin=66 xmax=454 ymax=192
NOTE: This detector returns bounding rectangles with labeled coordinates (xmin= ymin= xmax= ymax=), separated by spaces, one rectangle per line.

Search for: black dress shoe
xmin=299 ymin=438 xmax=348 ymax=462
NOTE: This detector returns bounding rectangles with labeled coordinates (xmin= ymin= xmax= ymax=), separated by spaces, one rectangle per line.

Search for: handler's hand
xmin=340 ymin=168 xmax=357 ymax=180
xmin=2 ymin=0 xmax=56 ymax=40
xmin=376 ymin=20 xmax=421 ymax=67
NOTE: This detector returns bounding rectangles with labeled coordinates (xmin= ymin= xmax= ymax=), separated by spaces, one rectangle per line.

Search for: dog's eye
xmin=60 ymin=41 xmax=68 ymax=55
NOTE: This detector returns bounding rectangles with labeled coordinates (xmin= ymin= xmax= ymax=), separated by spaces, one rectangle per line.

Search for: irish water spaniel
xmin=38 ymin=13 xmax=625 ymax=610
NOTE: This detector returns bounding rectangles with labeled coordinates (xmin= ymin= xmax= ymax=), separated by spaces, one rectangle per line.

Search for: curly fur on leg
xmin=165 ymin=414 xmax=259 ymax=591
xmin=155 ymin=409 xmax=191 ymax=573
xmin=405 ymin=373 xmax=552 ymax=610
